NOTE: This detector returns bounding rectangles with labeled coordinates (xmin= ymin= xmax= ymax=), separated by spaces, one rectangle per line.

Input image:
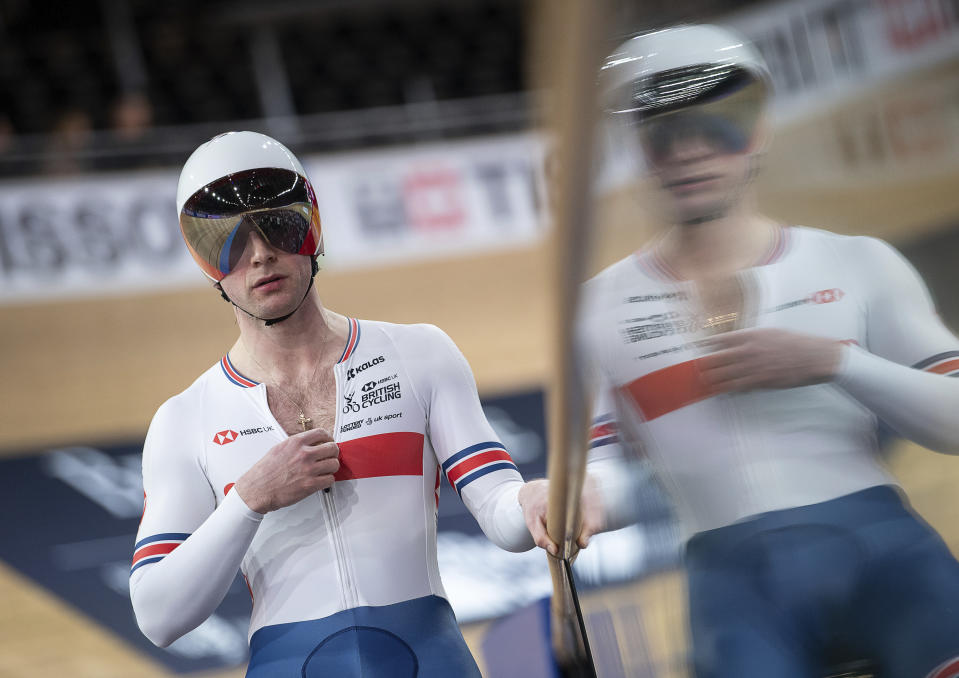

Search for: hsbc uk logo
xmin=213 ymin=430 xmax=238 ymax=445
xmin=771 ymin=288 xmax=845 ymax=313
xmin=810 ymin=288 xmax=844 ymax=304
xmin=212 ymin=425 xmax=275 ymax=445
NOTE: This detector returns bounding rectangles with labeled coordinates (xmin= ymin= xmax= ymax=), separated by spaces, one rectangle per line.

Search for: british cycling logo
xmin=343 ymin=382 xmax=402 ymax=413
xmin=212 ymin=426 xmax=275 ymax=445
xmin=621 ymin=312 xmax=697 ymax=344
xmin=347 ymin=356 xmax=385 ymax=380
xmin=361 ymin=373 xmax=398 ymax=392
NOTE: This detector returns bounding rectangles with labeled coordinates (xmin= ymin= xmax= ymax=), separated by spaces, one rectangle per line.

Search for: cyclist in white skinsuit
xmin=519 ymin=25 xmax=959 ymax=678
xmin=583 ymin=224 xmax=959 ymax=537
xmin=130 ymin=131 xmax=534 ymax=678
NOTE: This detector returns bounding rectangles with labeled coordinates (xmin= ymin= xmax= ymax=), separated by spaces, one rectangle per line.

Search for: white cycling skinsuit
xmin=582 ymin=226 xmax=959 ymax=535
xmin=581 ymin=226 xmax=959 ymax=677
xmin=130 ymin=318 xmax=533 ymax=677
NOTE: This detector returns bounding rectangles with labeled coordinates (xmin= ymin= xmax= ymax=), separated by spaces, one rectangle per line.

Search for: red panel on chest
xmin=334 ymin=432 xmax=425 ymax=480
xmin=621 ymin=357 xmax=718 ymax=421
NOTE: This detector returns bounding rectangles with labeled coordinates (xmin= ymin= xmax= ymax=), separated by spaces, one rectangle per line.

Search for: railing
xmin=0 ymin=92 xmax=531 ymax=178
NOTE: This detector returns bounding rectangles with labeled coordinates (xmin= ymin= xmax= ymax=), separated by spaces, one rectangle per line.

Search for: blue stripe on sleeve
xmin=130 ymin=555 xmax=166 ymax=575
xmin=134 ymin=533 xmax=191 ymax=551
xmin=441 ymin=441 xmax=504 ymax=472
xmin=454 ymin=462 xmax=517 ymax=494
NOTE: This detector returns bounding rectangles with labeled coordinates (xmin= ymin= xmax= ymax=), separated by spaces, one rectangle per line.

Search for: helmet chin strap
xmin=681 ymin=210 xmax=726 ymax=226
xmin=216 ymin=257 xmax=319 ymax=327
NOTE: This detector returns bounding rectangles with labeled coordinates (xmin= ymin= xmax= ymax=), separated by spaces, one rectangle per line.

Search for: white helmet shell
xmin=601 ymin=24 xmax=771 ymax=116
xmin=176 ymin=131 xmax=311 ymax=215
xmin=176 ymin=131 xmax=324 ymax=282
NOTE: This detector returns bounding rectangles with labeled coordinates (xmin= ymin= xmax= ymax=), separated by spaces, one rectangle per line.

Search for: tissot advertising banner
xmin=0 ymin=134 xmax=547 ymax=305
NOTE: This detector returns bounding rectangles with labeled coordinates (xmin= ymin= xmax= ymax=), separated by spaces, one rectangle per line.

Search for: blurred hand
xmin=518 ymin=475 xmax=606 ymax=557
xmin=700 ymin=328 xmax=844 ymax=393
xmin=235 ymin=428 xmax=340 ymax=514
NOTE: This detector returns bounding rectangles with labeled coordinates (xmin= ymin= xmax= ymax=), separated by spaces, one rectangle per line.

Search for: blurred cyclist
xmin=520 ymin=24 xmax=959 ymax=678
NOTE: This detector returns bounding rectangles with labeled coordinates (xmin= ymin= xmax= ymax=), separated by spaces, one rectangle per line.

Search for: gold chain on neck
xmin=243 ymin=344 xmax=323 ymax=431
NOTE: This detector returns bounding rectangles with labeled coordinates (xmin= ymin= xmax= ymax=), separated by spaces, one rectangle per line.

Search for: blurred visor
xmin=628 ymin=70 xmax=768 ymax=162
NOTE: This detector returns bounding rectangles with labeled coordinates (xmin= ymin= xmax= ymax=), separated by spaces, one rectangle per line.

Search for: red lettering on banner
xmin=334 ymin=431 xmax=425 ymax=481
xmin=620 ymin=359 xmax=718 ymax=421
xmin=404 ymin=167 xmax=465 ymax=230
xmin=885 ymin=98 xmax=943 ymax=159
xmin=883 ymin=0 xmax=948 ymax=50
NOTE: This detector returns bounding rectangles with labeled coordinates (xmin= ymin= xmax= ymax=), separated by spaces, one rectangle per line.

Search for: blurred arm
xmin=584 ymin=383 xmax=647 ymax=531
xmin=836 ymin=237 xmax=959 ymax=453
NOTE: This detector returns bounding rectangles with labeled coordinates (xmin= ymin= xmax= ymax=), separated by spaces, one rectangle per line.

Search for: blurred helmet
xmin=601 ymin=25 xmax=771 ymax=162
xmin=176 ymin=131 xmax=324 ymax=282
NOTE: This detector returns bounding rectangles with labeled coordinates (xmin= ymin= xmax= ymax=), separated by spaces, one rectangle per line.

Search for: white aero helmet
xmin=601 ymin=24 xmax=771 ymax=119
xmin=177 ymin=131 xmax=324 ymax=282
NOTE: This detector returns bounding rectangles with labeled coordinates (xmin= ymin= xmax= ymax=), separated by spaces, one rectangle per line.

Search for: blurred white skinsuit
xmin=582 ymin=24 xmax=959 ymax=678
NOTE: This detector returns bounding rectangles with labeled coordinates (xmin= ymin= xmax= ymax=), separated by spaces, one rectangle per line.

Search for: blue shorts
xmin=685 ymin=485 xmax=959 ymax=678
xmin=246 ymin=595 xmax=480 ymax=678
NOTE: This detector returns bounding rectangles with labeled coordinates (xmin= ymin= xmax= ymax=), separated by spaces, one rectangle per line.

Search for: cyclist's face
xmin=638 ymin=108 xmax=766 ymax=225
xmin=218 ymin=231 xmax=314 ymax=319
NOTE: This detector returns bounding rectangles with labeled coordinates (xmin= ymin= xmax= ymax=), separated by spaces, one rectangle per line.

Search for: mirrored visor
xmin=615 ymin=64 xmax=762 ymax=118
xmin=633 ymin=73 xmax=767 ymax=163
xmin=180 ymin=168 xmax=317 ymax=278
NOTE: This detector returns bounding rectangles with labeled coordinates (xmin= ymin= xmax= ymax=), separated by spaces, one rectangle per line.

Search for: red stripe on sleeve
xmin=620 ymin=358 xmax=718 ymax=421
xmin=928 ymin=656 xmax=959 ymax=678
xmin=928 ymin=358 xmax=959 ymax=375
xmin=589 ymin=423 xmax=617 ymax=440
xmin=132 ymin=541 xmax=181 ymax=566
xmin=334 ymin=432 xmax=425 ymax=481
xmin=446 ymin=449 xmax=513 ymax=485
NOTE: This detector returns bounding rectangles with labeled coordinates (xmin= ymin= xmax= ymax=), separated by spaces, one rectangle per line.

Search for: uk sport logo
xmin=213 ymin=430 xmax=238 ymax=445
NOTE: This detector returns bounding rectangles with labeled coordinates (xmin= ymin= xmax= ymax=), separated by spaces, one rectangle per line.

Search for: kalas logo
xmin=347 ymin=355 xmax=385 ymax=380
xmin=213 ymin=430 xmax=238 ymax=445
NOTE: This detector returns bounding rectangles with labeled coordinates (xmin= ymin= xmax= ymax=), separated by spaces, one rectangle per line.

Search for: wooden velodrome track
xmin=2 ymin=63 xmax=959 ymax=677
